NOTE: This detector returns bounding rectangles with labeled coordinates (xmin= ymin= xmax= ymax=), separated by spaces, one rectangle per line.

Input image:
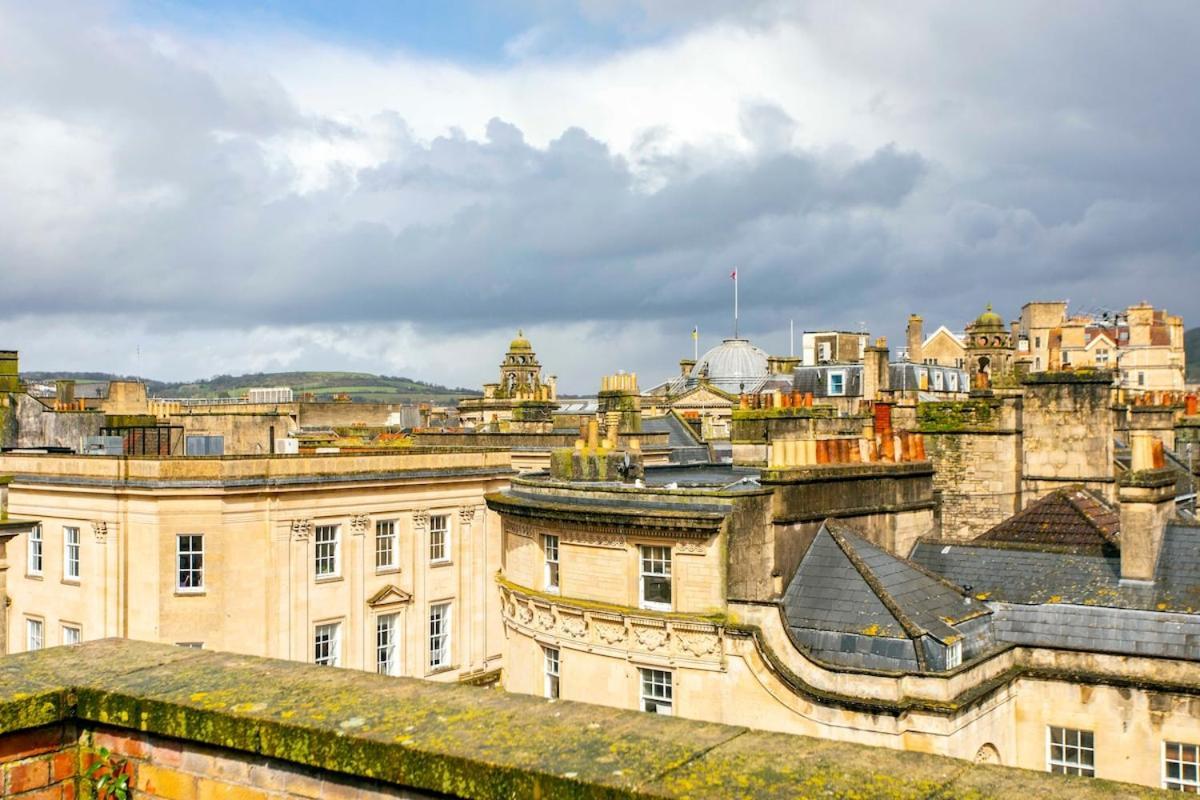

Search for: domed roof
xmin=508 ymin=329 xmax=532 ymax=351
xmin=693 ymin=338 xmax=769 ymax=392
xmin=973 ymin=304 xmax=1004 ymax=328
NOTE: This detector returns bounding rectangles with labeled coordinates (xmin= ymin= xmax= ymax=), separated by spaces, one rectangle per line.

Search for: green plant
xmin=85 ymin=746 xmax=132 ymax=800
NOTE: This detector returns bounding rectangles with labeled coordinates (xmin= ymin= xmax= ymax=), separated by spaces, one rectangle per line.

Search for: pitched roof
xmin=976 ymin=487 xmax=1119 ymax=550
xmin=910 ymin=523 xmax=1200 ymax=613
xmin=784 ymin=521 xmax=990 ymax=652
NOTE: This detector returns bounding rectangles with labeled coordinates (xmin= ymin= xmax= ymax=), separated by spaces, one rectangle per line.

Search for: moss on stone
xmin=917 ymin=399 xmax=1000 ymax=432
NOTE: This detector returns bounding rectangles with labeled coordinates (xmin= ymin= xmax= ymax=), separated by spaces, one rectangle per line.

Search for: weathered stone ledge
xmin=0 ymin=640 xmax=1166 ymax=799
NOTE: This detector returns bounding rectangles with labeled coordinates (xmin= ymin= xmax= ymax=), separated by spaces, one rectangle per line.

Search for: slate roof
xmin=784 ymin=521 xmax=990 ymax=646
xmin=976 ymin=487 xmax=1119 ymax=550
xmin=641 ymin=414 xmax=710 ymax=463
xmin=910 ymin=523 xmax=1200 ymax=613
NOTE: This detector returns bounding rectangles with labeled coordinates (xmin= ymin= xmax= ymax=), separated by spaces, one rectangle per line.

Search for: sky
xmin=1 ymin=1 xmax=1197 ymax=392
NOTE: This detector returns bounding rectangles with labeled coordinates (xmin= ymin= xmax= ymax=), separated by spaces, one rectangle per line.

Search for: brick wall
xmin=2 ymin=724 xmax=443 ymax=800
xmin=0 ymin=725 xmax=76 ymax=800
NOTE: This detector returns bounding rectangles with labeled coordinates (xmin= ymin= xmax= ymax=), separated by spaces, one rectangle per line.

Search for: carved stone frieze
xmin=412 ymin=509 xmax=430 ymax=530
xmin=632 ymin=623 xmax=670 ymax=652
xmin=593 ymin=618 xmax=627 ymax=645
xmin=674 ymin=539 xmax=708 ymax=555
xmin=91 ymin=521 xmax=109 ymax=543
xmin=349 ymin=514 xmax=370 ymax=534
xmin=561 ymin=529 xmax=624 ymax=550
xmin=290 ymin=519 xmax=312 ymax=540
xmin=557 ymin=611 xmax=587 ymax=640
xmin=675 ymin=630 xmax=720 ymax=658
xmin=459 ymin=506 xmax=478 ymax=524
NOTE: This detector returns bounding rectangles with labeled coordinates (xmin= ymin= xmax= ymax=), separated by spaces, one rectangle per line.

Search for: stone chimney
xmin=862 ymin=337 xmax=890 ymax=403
xmin=679 ymin=359 xmax=696 ymax=377
xmin=905 ymin=315 xmax=924 ymax=364
xmin=1119 ymin=430 xmax=1176 ymax=583
xmin=0 ymin=351 xmax=18 ymax=393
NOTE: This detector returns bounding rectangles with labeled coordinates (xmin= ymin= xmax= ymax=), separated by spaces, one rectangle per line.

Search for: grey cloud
xmin=0 ymin=2 xmax=1197 ymax=387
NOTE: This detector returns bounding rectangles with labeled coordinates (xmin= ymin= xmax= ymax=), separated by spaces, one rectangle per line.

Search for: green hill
xmin=1187 ymin=327 xmax=1199 ymax=383
xmin=20 ymin=370 xmax=478 ymax=404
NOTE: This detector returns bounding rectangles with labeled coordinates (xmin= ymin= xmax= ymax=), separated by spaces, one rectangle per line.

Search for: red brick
xmin=0 ymin=728 xmax=64 ymax=764
xmin=154 ymin=738 xmax=185 ymax=768
xmin=60 ymin=781 xmax=76 ymax=800
xmin=10 ymin=787 xmax=60 ymax=800
xmin=49 ymin=752 xmax=76 ymax=783
xmin=8 ymin=758 xmax=51 ymax=793
xmin=92 ymin=730 xmax=151 ymax=760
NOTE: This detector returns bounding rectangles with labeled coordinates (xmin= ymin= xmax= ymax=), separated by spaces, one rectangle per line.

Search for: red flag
xmin=730 ymin=269 xmax=737 ymax=279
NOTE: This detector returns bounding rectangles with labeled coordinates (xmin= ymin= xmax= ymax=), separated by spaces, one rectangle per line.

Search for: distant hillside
xmin=20 ymin=370 xmax=478 ymax=404
xmin=1188 ymin=327 xmax=1199 ymax=383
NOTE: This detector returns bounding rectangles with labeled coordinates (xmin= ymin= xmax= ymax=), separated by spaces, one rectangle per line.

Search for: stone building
xmin=457 ymin=331 xmax=558 ymax=430
xmin=0 ymin=448 xmax=512 ymax=683
xmin=1017 ymin=300 xmax=1186 ymax=391
xmin=486 ymin=401 xmax=1200 ymax=791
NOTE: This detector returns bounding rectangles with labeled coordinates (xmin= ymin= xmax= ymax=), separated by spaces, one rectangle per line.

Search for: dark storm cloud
xmin=0 ymin=0 xmax=1197 ymax=378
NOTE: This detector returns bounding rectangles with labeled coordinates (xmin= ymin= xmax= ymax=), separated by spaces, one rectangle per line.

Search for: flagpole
xmin=693 ymin=326 xmax=698 ymax=361
xmin=734 ymin=270 xmax=739 ymax=339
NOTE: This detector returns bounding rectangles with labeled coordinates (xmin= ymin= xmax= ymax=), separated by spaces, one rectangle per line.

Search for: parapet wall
xmin=0 ymin=640 xmax=1163 ymax=800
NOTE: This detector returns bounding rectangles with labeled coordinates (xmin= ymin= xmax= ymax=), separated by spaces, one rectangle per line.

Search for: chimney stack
xmin=905 ymin=315 xmax=924 ymax=364
xmin=1118 ymin=430 xmax=1176 ymax=583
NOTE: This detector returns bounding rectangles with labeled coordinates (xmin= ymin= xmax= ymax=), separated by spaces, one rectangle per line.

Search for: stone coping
xmin=0 ymin=640 xmax=1165 ymax=799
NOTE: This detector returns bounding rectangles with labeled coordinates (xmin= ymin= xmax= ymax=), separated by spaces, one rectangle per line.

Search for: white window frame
xmin=1047 ymin=726 xmax=1094 ymax=777
xmin=1165 ymin=741 xmax=1200 ymax=792
xmin=933 ymin=370 xmax=944 ymax=391
xmin=62 ymin=526 xmax=80 ymax=581
xmin=314 ymin=525 xmax=340 ymax=578
xmin=314 ymin=621 xmax=341 ymax=667
xmin=61 ymin=624 xmax=81 ymax=646
xmin=639 ymin=545 xmax=672 ymax=612
xmin=543 ymin=534 xmax=560 ymax=593
xmin=176 ymin=534 xmax=204 ymax=593
xmin=429 ymin=514 xmax=450 ymax=564
xmin=639 ymin=667 xmax=673 ymax=715
xmin=827 ymin=370 xmax=846 ymax=396
xmin=944 ymin=639 xmax=962 ymax=669
xmin=543 ymin=645 xmax=560 ymax=700
xmin=27 ymin=525 xmax=43 ymax=576
xmin=375 ymin=519 xmax=398 ymax=571
xmin=947 ymin=372 xmax=959 ymax=392
xmin=376 ymin=612 xmax=400 ymax=676
xmin=428 ymin=602 xmax=451 ymax=670
xmin=25 ymin=618 xmax=43 ymax=652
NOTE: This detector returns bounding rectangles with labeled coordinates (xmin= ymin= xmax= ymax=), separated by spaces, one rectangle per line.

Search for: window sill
xmin=25 ymin=574 xmax=43 ymax=581
xmin=315 ymin=575 xmax=343 ymax=584
xmin=375 ymin=566 xmax=402 ymax=576
xmin=425 ymin=664 xmax=457 ymax=677
xmin=174 ymin=590 xmax=206 ymax=598
xmin=639 ymin=603 xmax=673 ymax=613
xmin=60 ymin=579 xmax=80 ymax=587
xmin=429 ymin=560 xmax=453 ymax=569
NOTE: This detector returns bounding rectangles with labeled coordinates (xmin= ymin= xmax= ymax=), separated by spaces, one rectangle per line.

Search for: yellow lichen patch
xmin=859 ymin=624 xmax=882 ymax=636
xmin=189 ymin=692 xmax=208 ymax=702
xmin=1047 ymin=595 xmax=1063 ymax=604
xmin=974 ymin=592 xmax=990 ymax=601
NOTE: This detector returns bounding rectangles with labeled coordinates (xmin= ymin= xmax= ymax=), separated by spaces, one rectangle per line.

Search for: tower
xmin=966 ymin=305 xmax=1014 ymax=389
xmin=499 ymin=330 xmax=542 ymax=398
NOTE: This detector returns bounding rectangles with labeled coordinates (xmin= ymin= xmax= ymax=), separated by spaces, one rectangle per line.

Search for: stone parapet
xmin=0 ymin=639 xmax=1169 ymax=800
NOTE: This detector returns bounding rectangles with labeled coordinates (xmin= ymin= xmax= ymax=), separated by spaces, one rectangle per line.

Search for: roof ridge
xmin=822 ymin=521 xmax=928 ymax=670
xmin=1061 ymin=487 xmax=1121 ymax=545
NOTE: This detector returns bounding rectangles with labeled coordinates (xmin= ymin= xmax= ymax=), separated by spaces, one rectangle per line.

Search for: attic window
xmin=828 ymin=371 xmax=846 ymax=396
xmin=945 ymin=640 xmax=962 ymax=669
